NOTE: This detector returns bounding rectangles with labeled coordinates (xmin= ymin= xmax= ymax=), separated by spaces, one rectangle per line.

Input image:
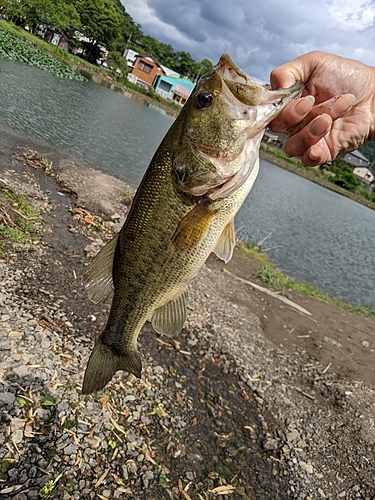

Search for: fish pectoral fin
xmin=151 ymin=287 xmax=188 ymax=335
xmin=172 ymin=201 xmax=217 ymax=251
xmin=213 ymin=219 xmax=236 ymax=263
xmin=82 ymin=340 xmax=142 ymax=394
xmin=82 ymin=233 xmax=119 ymax=303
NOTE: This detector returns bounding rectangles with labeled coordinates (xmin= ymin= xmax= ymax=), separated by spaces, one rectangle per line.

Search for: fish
xmin=81 ymin=53 xmax=303 ymax=394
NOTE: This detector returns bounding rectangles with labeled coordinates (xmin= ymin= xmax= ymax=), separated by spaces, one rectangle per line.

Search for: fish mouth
xmin=217 ymin=53 xmax=304 ymax=108
xmin=193 ymin=54 xmax=304 ymax=199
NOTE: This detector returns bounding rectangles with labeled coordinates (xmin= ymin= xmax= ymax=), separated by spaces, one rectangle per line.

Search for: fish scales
xmin=81 ymin=53 xmax=303 ymax=394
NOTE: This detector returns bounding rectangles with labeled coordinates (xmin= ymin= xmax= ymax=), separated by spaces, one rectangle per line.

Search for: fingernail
xmin=309 ymin=148 xmax=321 ymax=161
xmin=294 ymin=95 xmax=315 ymax=117
xmin=310 ymin=115 xmax=331 ymax=137
xmin=331 ymin=94 xmax=356 ymax=115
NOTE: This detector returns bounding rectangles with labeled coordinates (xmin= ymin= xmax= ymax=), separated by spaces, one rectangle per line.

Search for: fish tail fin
xmin=82 ymin=340 xmax=142 ymax=394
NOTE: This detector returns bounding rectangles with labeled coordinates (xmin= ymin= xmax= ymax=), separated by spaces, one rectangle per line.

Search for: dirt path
xmin=0 ymin=127 xmax=375 ymax=500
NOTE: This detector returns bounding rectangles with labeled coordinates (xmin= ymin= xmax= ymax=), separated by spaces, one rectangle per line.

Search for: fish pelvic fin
xmin=82 ymin=340 xmax=142 ymax=394
xmin=151 ymin=287 xmax=188 ymax=335
xmin=172 ymin=201 xmax=217 ymax=251
xmin=82 ymin=233 xmax=119 ymax=303
xmin=213 ymin=219 xmax=235 ymax=263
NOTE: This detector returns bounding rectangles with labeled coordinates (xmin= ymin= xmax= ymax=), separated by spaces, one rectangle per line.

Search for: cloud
xmin=328 ymin=0 xmax=375 ymax=31
xmin=121 ymin=0 xmax=375 ymax=81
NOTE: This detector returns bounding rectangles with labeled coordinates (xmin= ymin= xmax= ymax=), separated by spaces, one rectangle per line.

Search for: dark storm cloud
xmin=122 ymin=0 xmax=375 ymax=81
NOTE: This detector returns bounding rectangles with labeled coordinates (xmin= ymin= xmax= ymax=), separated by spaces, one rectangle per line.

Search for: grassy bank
xmin=235 ymin=241 xmax=374 ymax=316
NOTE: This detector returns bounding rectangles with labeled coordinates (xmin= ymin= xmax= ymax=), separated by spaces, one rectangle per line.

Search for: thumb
xmin=270 ymin=67 xmax=297 ymax=90
xmin=271 ymin=52 xmax=324 ymax=90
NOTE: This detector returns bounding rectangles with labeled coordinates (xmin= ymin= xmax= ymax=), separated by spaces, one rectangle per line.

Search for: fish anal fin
xmin=82 ymin=233 xmax=119 ymax=303
xmin=82 ymin=339 xmax=142 ymax=394
xmin=172 ymin=202 xmax=217 ymax=251
xmin=213 ymin=219 xmax=235 ymax=263
xmin=151 ymin=287 xmax=188 ymax=335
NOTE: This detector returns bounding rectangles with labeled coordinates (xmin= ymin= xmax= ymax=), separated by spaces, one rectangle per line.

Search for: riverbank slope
xmin=1 ymin=128 xmax=375 ymax=499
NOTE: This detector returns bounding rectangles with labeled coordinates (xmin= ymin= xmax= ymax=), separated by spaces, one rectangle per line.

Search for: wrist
xmin=369 ymin=67 xmax=375 ymax=142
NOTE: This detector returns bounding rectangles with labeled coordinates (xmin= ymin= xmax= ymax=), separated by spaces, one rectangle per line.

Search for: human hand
xmin=268 ymin=51 xmax=375 ymax=166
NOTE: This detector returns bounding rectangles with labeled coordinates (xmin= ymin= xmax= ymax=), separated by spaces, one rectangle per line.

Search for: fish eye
xmin=195 ymin=91 xmax=213 ymax=109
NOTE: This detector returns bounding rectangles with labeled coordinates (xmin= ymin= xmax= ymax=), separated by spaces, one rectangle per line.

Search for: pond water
xmin=1 ymin=57 xmax=374 ymax=309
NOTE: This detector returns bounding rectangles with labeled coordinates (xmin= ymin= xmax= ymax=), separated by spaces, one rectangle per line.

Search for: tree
xmin=50 ymin=1 xmax=80 ymax=32
xmin=109 ymin=0 xmax=143 ymax=55
xmin=327 ymin=157 xmax=362 ymax=193
xmin=359 ymin=142 xmax=375 ymax=166
xmin=2 ymin=0 xmax=80 ymax=32
xmin=2 ymin=0 xmax=26 ymax=25
xmin=192 ymin=58 xmax=214 ymax=80
xmin=75 ymin=0 xmax=122 ymax=62
xmin=173 ymin=51 xmax=195 ymax=77
xmin=107 ymin=50 xmax=130 ymax=75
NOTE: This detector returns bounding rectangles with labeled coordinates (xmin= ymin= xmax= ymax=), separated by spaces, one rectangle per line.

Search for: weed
xmin=256 ymin=264 xmax=280 ymax=286
xmin=0 ymin=459 xmax=14 ymax=481
xmin=41 ymin=395 xmax=57 ymax=408
xmin=39 ymin=479 xmax=57 ymax=499
xmin=0 ymin=188 xmax=40 ymax=252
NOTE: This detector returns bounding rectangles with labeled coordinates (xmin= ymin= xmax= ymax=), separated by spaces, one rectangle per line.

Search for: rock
xmin=26 ymin=491 xmax=39 ymax=500
xmin=64 ymin=444 xmax=78 ymax=455
xmin=12 ymin=493 xmax=27 ymax=500
xmin=299 ymin=461 xmax=313 ymax=474
xmin=286 ymin=429 xmax=299 ymax=442
xmin=126 ymin=460 xmax=137 ymax=474
xmin=263 ymin=438 xmax=279 ymax=451
xmin=324 ymin=336 xmax=342 ymax=348
xmin=142 ymin=470 xmax=154 ymax=488
xmin=0 ymin=392 xmax=16 ymax=405
xmin=11 ymin=418 xmax=25 ymax=443
xmin=13 ymin=365 xmax=30 ymax=378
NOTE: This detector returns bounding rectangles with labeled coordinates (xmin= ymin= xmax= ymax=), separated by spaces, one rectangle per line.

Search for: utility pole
xmin=123 ymin=33 xmax=132 ymax=58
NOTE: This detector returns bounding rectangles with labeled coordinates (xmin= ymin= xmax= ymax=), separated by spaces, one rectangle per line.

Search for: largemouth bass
xmin=82 ymin=54 xmax=303 ymax=394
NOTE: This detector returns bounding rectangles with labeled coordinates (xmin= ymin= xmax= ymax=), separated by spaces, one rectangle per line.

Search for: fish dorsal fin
xmin=172 ymin=201 xmax=217 ymax=251
xmin=82 ymin=232 xmax=119 ymax=303
xmin=213 ymin=219 xmax=235 ymax=263
xmin=151 ymin=287 xmax=188 ymax=335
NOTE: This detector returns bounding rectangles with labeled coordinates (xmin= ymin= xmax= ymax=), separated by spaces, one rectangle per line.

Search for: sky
xmin=121 ymin=0 xmax=375 ymax=82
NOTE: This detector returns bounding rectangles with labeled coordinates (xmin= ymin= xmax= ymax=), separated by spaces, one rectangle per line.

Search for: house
xmin=73 ymin=30 xmax=108 ymax=60
xmin=153 ymin=75 xmax=195 ymax=105
xmin=128 ymin=54 xmax=165 ymax=89
xmin=343 ymin=149 xmax=370 ymax=168
xmin=352 ymin=165 xmax=375 ymax=188
xmin=44 ymin=28 xmax=69 ymax=51
xmin=160 ymin=65 xmax=180 ymax=78
xmin=342 ymin=150 xmax=374 ymax=188
xmin=123 ymin=49 xmax=138 ymax=68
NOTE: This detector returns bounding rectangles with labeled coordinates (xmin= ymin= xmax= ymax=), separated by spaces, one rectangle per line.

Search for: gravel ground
xmin=0 ymin=131 xmax=375 ymax=500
